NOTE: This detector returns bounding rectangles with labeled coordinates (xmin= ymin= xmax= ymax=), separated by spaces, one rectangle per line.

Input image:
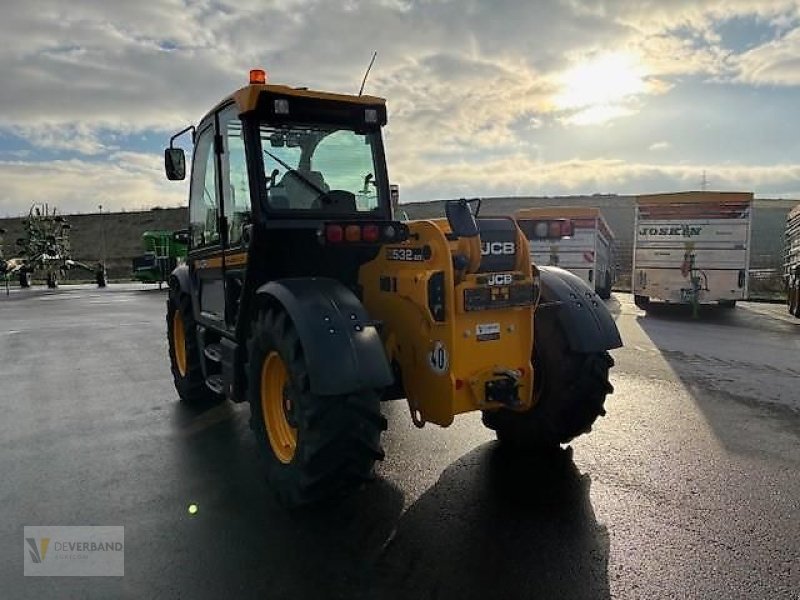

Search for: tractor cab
xmin=164 ymin=69 xmax=409 ymax=330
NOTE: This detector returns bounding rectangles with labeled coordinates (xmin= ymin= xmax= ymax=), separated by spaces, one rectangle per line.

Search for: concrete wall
xmin=1 ymin=196 xmax=794 ymax=287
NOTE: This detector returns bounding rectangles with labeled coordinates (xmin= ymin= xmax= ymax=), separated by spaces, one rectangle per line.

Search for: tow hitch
xmin=485 ymin=369 xmax=522 ymax=407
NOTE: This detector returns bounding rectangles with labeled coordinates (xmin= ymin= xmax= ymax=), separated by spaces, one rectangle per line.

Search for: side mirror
xmin=173 ymin=229 xmax=190 ymax=246
xmin=164 ymin=148 xmax=186 ymax=181
xmin=445 ymin=198 xmax=479 ymax=238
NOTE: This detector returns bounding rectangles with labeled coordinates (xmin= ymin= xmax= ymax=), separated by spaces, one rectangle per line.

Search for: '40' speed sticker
xmin=428 ymin=341 xmax=448 ymax=374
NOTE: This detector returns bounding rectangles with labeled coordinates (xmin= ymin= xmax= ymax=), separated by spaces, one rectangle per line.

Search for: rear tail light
xmin=524 ymin=219 xmax=574 ymax=240
xmin=533 ymin=222 xmax=549 ymax=238
xmin=325 ymin=224 xmax=343 ymax=243
xmin=362 ymin=225 xmax=380 ymax=242
xmin=345 ymin=225 xmax=362 ymax=242
xmin=319 ymin=221 xmax=410 ymax=245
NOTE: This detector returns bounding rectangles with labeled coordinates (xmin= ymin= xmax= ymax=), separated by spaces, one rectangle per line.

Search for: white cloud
xmin=0 ymin=0 xmax=799 ymax=212
xmin=649 ymin=141 xmax=671 ymax=151
xmin=735 ymin=26 xmax=800 ymax=85
xmin=0 ymin=153 xmax=185 ymax=217
xmin=9 ymin=123 xmax=108 ymax=155
xmin=392 ymin=154 xmax=800 ymax=200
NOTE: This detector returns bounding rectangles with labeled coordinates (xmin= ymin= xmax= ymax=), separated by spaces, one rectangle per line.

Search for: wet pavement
xmin=1 ymin=285 xmax=798 ymax=599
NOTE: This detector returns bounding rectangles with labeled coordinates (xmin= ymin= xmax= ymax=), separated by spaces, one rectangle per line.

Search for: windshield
xmin=259 ymin=124 xmax=383 ymax=214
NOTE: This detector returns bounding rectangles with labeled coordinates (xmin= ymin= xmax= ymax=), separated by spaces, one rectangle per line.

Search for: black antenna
xmin=358 ymin=51 xmax=378 ymax=96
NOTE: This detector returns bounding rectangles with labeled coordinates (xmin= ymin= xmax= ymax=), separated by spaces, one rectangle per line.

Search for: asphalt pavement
xmin=1 ymin=284 xmax=798 ymax=599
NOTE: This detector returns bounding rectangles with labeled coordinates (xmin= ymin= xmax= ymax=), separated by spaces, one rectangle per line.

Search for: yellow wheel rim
xmin=173 ymin=311 xmax=188 ymax=377
xmin=261 ymin=351 xmax=297 ymax=464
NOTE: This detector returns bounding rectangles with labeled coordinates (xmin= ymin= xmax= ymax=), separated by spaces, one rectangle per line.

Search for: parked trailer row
xmin=786 ymin=203 xmax=800 ymax=318
xmin=513 ymin=191 xmax=755 ymax=312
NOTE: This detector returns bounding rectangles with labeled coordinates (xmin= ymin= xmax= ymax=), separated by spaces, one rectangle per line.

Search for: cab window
xmin=188 ymin=126 xmax=220 ymax=247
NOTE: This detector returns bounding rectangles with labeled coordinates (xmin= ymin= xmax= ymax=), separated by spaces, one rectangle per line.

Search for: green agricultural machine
xmin=132 ymin=230 xmax=187 ymax=288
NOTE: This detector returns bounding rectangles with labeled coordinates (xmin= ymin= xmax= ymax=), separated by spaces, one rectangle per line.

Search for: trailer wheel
xmin=634 ymin=294 xmax=650 ymax=310
xmin=166 ymin=291 xmax=222 ymax=405
xmin=482 ymin=309 xmax=614 ymax=449
xmin=597 ymin=271 xmax=612 ymax=300
xmin=19 ymin=271 xmax=31 ymax=288
xmin=246 ymin=308 xmax=387 ymax=507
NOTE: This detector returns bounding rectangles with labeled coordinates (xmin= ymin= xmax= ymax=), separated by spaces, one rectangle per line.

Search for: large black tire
xmin=46 ymin=272 xmax=58 ymax=288
xmin=19 ymin=271 xmax=31 ymax=288
xmin=634 ymin=294 xmax=650 ymax=310
xmin=790 ymin=284 xmax=800 ymax=318
xmin=246 ymin=308 xmax=387 ymax=507
xmin=795 ymin=286 xmax=800 ymax=318
xmin=718 ymin=299 xmax=736 ymax=309
xmin=597 ymin=271 xmax=612 ymax=300
xmin=166 ymin=291 xmax=221 ymax=405
xmin=96 ymin=267 xmax=107 ymax=288
xmin=482 ymin=310 xmax=614 ymax=449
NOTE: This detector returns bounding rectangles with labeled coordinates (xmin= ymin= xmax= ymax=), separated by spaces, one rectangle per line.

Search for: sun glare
xmin=556 ymin=53 xmax=646 ymax=124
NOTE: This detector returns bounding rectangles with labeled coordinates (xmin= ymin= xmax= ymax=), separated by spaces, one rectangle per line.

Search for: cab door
xmin=188 ymin=120 xmax=226 ymax=326
xmin=218 ymin=105 xmax=252 ymax=330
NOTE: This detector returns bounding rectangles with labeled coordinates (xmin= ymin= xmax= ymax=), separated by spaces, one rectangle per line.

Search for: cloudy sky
xmin=1 ymin=0 xmax=800 ymax=216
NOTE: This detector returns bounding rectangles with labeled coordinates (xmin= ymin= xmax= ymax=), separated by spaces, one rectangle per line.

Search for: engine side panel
xmin=360 ymin=219 xmax=535 ymax=427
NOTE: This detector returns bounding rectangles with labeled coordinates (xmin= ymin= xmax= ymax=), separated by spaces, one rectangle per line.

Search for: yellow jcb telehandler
xmin=163 ymin=69 xmax=622 ymax=506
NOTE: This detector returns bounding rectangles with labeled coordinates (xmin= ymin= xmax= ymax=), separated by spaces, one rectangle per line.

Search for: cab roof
xmin=204 ymin=83 xmax=386 ymax=123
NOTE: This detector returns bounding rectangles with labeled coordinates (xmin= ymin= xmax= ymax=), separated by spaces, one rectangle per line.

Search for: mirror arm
xmin=170 ymin=125 xmax=196 ymax=148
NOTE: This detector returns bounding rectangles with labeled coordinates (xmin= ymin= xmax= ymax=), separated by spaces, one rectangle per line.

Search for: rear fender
xmin=168 ymin=264 xmax=192 ymax=297
xmin=537 ymin=266 xmax=622 ymax=353
xmin=255 ymin=278 xmax=393 ymax=396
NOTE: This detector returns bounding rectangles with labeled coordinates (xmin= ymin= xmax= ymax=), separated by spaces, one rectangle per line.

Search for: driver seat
xmin=272 ymin=170 xmax=330 ymax=209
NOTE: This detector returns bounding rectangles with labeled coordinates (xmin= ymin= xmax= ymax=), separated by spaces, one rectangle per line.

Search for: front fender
xmin=256 ymin=278 xmax=393 ymax=396
xmin=537 ymin=266 xmax=622 ymax=353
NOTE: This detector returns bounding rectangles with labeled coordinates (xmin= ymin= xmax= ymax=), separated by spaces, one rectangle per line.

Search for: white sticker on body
xmin=476 ymin=322 xmax=501 ymax=341
xmin=428 ymin=341 xmax=448 ymax=374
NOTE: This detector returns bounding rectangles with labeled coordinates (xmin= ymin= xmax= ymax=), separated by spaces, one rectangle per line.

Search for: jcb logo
xmin=481 ymin=242 xmax=515 ymax=256
xmin=487 ymin=273 xmax=513 ymax=286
